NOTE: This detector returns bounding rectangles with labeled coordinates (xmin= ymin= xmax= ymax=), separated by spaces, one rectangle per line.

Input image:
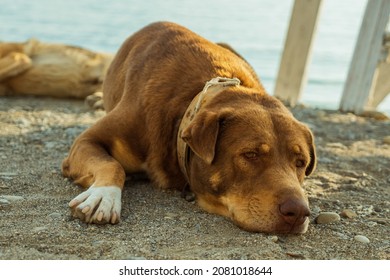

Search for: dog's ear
xmin=181 ymin=111 xmax=220 ymax=164
xmin=305 ymin=129 xmax=316 ymax=176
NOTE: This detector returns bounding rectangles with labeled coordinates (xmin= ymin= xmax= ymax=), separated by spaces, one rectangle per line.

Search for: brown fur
xmin=62 ymin=22 xmax=316 ymax=233
xmin=0 ymin=39 xmax=113 ymax=98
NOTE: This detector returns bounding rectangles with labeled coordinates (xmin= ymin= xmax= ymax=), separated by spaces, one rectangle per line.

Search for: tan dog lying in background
xmin=62 ymin=22 xmax=316 ymax=233
xmin=0 ymin=39 xmax=113 ymax=104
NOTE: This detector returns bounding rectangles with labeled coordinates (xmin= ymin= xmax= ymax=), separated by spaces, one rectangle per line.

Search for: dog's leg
xmin=0 ymin=52 xmax=32 ymax=81
xmin=62 ymin=122 xmax=126 ymax=224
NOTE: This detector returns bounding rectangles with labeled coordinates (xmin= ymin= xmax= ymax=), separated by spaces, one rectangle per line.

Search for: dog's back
xmin=103 ymin=22 xmax=263 ymax=112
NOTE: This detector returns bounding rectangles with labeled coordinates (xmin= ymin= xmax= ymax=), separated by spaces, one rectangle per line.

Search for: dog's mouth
xmin=231 ymin=212 xmax=310 ymax=234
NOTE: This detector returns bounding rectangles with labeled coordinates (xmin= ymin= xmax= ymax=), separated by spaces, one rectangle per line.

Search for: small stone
xmin=33 ymin=226 xmax=48 ymax=233
xmin=335 ymin=232 xmax=349 ymax=240
xmin=164 ymin=212 xmax=178 ymax=220
xmin=48 ymin=212 xmax=62 ymax=219
xmin=44 ymin=142 xmax=56 ymax=149
xmin=315 ymin=212 xmax=341 ymax=224
xmin=0 ymin=198 xmax=10 ymax=206
xmin=127 ymin=256 xmax=147 ymax=260
xmin=0 ymin=172 xmax=18 ymax=177
xmin=354 ymin=235 xmax=370 ymax=244
xmin=340 ymin=209 xmax=357 ymax=219
xmin=356 ymin=205 xmax=374 ymax=216
xmin=366 ymin=221 xmax=377 ymax=227
xmin=367 ymin=218 xmax=389 ymax=225
xmin=286 ymin=252 xmax=306 ymax=259
xmin=311 ymin=206 xmax=321 ymax=215
xmin=268 ymin=236 xmax=278 ymax=243
xmin=92 ymin=240 xmax=104 ymax=246
xmin=0 ymin=195 xmax=24 ymax=202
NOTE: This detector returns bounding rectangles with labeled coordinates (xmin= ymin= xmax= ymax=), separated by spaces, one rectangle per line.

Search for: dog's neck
xmin=177 ymin=77 xmax=241 ymax=184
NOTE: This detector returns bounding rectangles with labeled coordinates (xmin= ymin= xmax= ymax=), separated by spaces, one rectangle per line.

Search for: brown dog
xmin=62 ymin=22 xmax=316 ymax=233
xmin=0 ymin=39 xmax=113 ymax=100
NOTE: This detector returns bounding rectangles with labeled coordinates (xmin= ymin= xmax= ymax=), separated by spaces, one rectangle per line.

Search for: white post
xmin=340 ymin=0 xmax=390 ymax=113
xmin=274 ymin=0 xmax=323 ymax=106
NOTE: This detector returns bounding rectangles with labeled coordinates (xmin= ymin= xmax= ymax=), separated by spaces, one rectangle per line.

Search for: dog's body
xmin=62 ymin=22 xmax=316 ymax=233
xmin=0 ymin=39 xmax=113 ymax=99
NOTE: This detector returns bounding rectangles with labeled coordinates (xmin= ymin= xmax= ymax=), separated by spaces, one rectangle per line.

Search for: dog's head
xmin=181 ymin=92 xmax=316 ymax=233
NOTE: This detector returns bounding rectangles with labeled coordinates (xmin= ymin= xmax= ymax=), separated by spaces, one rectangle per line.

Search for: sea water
xmin=1 ymin=0 xmax=389 ymax=112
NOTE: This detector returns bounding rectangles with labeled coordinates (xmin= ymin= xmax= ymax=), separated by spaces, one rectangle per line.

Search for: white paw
xmin=69 ymin=185 xmax=121 ymax=224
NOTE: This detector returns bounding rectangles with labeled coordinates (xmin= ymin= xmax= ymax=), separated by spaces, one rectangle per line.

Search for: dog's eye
xmin=296 ymin=159 xmax=306 ymax=168
xmin=243 ymin=152 xmax=259 ymax=160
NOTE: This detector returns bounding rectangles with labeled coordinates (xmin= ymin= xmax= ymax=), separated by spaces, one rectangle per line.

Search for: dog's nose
xmin=279 ymin=199 xmax=310 ymax=226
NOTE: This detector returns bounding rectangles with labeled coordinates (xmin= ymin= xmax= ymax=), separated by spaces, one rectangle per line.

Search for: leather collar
xmin=176 ymin=77 xmax=241 ymax=184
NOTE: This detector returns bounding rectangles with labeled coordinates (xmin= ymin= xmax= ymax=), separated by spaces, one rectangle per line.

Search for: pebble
xmin=356 ymin=205 xmax=374 ymax=216
xmin=164 ymin=212 xmax=178 ymax=220
xmin=127 ymin=256 xmax=147 ymax=260
xmin=315 ymin=212 xmax=341 ymax=224
xmin=286 ymin=252 xmax=306 ymax=259
xmin=367 ymin=218 xmax=389 ymax=225
xmin=44 ymin=142 xmax=57 ymax=149
xmin=335 ymin=232 xmax=349 ymax=240
xmin=354 ymin=235 xmax=370 ymax=244
xmin=340 ymin=209 xmax=357 ymax=219
xmin=326 ymin=142 xmax=348 ymax=150
xmin=48 ymin=212 xmax=62 ymax=219
xmin=0 ymin=198 xmax=10 ymax=206
xmin=0 ymin=195 xmax=24 ymax=202
xmin=268 ymin=236 xmax=278 ymax=243
xmin=0 ymin=172 xmax=18 ymax=177
xmin=33 ymin=226 xmax=48 ymax=233
xmin=92 ymin=240 xmax=104 ymax=246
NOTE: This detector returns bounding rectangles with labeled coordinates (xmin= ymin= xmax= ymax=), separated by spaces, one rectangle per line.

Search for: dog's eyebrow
xmin=260 ymin=144 xmax=271 ymax=153
xmin=289 ymin=144 xmax=310 ymax=159
xmin=292 ymin=145 xmax=301 ymax=154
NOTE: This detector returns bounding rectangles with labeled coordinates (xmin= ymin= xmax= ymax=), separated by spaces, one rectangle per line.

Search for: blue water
xmin=1 ymin=0 xmax=389 ymax=112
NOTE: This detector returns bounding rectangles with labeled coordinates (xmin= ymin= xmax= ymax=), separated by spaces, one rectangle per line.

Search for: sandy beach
xmin=0 ymin=96 xmax=389 ymax=260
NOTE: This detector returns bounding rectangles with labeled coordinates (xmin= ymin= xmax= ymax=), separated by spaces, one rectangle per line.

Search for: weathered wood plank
xmin=369 ymin=31 xmax=390 ymax=109
xmin=274 ymin=0 xmax=323 ymax=106
xmin=340 ymin=0 xmax=390 ymax=113
xmin=369 ymin=62 xmax=390 ymax=109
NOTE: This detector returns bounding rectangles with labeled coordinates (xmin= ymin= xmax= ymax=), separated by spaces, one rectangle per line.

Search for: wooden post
xmin=274 ymin=0 xmax=323 ymax=106
xmin=340 ymin=0 xmax=390 ymax=113
xmin=368 ymin=32 xmax=390 ymax=109
xmin=369 ymin=61 xmax=390 ymax=109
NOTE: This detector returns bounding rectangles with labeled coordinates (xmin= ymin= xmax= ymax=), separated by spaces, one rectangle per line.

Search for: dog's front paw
xmin=85 ymin=91 xmax=104 ymax=110
xmin=69 ymin=185 xmax=121 ymax=224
